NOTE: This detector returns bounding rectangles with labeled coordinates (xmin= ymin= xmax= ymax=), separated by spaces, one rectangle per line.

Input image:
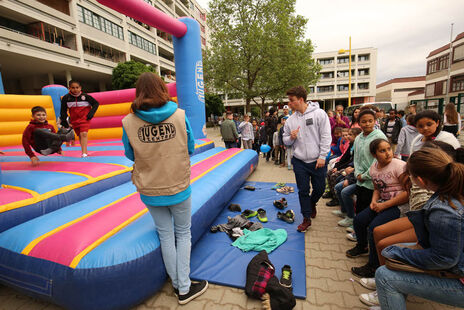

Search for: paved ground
xmin=0 ymin=127 xmax=458 ymax=310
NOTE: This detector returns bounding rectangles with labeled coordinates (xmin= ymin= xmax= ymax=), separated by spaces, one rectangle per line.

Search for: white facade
xmin=308 ymin=47 xmax=377 ymax=110
xmin=0 ymin=0 xmax=208 ymax=94
xmin=375 ymin=77 xmax=425 ymax=111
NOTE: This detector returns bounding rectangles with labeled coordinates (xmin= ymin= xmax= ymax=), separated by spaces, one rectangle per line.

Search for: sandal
xmin=242 ymin=209 xmax=258 ymax=218
xmin=276 ymin=187 xmax=289 ymax=194
xmin=273 ymin=198 xmax=288 ymax=209
xmin=257 ymin=208 xmax=268 ymax=222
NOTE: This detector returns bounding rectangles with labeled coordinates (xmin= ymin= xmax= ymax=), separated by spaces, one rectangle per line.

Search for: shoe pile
xmin=273 ymin=198 xmax=287 ymax=210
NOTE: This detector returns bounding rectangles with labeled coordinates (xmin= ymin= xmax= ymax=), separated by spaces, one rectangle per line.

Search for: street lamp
xmin=338 ymin=36 xmax=352 ymax=107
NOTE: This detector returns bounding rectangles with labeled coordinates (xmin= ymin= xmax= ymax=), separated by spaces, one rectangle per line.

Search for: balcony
xmin=159 ymin=57 xmax=175 ymax=72
xmin=175 ymin=1 xmax=189 ymax=17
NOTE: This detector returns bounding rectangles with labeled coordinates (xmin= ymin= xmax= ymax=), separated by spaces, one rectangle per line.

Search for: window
xmin=358 ymin=68 xmax=369 ymax=76
xmin=358 ymin=83 xmax=369 ymax=90
xmin=427 ymin=54 xmax=450 ymax=74
xmin=129 ymin=31 xmax=156 ymax=55
xmin=454 ymin=44 xmax=464 ymax=62
xmin=317 ymin=86 xmax=334 ymax=93
xmin=337 ymin=70 xmax=348 ymax=78
xmin=358 ymin=54 xmax=370 ymax=62
xmin=318 ymin=58 xmax=334 ymax=65
xmin=309 ymin=87 xmax=315 ymax=93
xmin=451 ymin=75 xmax=464 ymax=92
xmin=337 ymin=57 xmax=349 ymax=64
xmin=337 ymin=84 xmax=348 ymax=91
xmin=77 ymin=5 xmax=123 ymax=39
xmin=321 ymin=72 xmax=334 ymax=79
xmin=425 ymin=83 xmax=435 ymax=97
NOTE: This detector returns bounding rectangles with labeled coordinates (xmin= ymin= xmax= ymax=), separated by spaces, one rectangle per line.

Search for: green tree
xmin=205 ymin=93 xmax=225 ymax=117
xmin=112 ymin=60 xmax=156 ymax=90
xmin=204 ymin=0 xmax=320 ymax=116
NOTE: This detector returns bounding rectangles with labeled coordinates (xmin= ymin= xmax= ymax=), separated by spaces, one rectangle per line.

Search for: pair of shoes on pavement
xmin=273 ymin=198 xmax=288 ymax=209
xmin=352 ymin=263 xmax=376 ymax=278
xmin=174 ymin=280 xmax=209 ymax=305
xmin=338 ymin=216 xmax=353 ymax=227
xmin=277 ymin=210 xmax=295 ymax=224
xmin=325 ymin=198 xmax=339 ymax=207
xmin=346 ymin=244 xmax=368 ymax=258
xmin=332 ymin=210 xmax=346 ymax=218
xmin=297 ymin=217 xmax=311 ymax=232
xmin=242 ymin=209 xmax=268 ymax=222
xmin=346 ymin=231 xmax=357 ymax=242
xmin=346 ymin=225 xmax=354 ymax=233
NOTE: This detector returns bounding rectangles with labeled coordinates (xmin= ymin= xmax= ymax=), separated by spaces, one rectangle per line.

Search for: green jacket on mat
xmin=353 ymin=129 xmax=387 ymax=190
xmin=232 ymin=228 xmax=287 ymax=253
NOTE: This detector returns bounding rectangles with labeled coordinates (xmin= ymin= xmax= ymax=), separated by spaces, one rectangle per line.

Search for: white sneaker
xmin=332 ymin=210 xmax=345 ymax=218
xmin=360 ymin=277 xmax=376 ymax=290
xmin=81 ymin=153 xmax=88 ymax=158
xmin=338 ymin=217 xmax=354 ymax=227
xmin=346 ymin=232 xmax=357 ymax=242
xmin=346 ymin=226 xmax=354 ymax=233
xmin=359 ymin=291 xmax=379 ymax=306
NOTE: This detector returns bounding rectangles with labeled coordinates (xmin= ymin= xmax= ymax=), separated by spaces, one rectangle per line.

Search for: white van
xmin=345 ymin=102 xmax=393 ymax=117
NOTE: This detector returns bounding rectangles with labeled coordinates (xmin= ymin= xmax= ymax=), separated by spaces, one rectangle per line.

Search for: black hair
xmin=388 ymin=108 xmax=397 ymax=113
xmin=68 ymin=80 xmax=81 ymax=87
xmin=414 ymin=110 xmax=442 ymax=137
xmin=423 ymin=141 xmax=464 ymax=164
xmin=369 ymin=138 xmax=390 ymax=155
xmin=358 ymin=105 xmax=377 ymax=120
xmin=349 ymin=127 xmax=362 ymax=136
xmin=398 ymin=110 xmax=405 ymax=117
xmin=31 ymin=106 xmax=46 ymax=114
xmin=351 ymin=107 xmax=361 ymax=123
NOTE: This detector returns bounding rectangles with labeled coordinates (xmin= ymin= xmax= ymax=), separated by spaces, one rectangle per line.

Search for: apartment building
xmin=375 ymin=76 xmax=425 ymax=111
xmin=308 ymin=47 xmax=377 ymax=110
xmin=424 ymin=31 xmax=464 ymax=106
xmin=0 ymin=0 xmax=208 ymax=94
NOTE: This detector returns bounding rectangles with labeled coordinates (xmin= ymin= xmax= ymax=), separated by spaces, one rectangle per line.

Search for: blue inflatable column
xmin=0 ymin=65 xmax=5 ymax=94
xmin=41 ymin=85 xmax=68 ymax=121
xmin=172 ymin=18 xmax=206 ymax=139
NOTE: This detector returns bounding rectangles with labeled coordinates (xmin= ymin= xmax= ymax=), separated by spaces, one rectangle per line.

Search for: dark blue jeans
xmin=354 ymin=206 xmax=400 ymax=267
xmin=291 ymin=157 xmax=327 ymax=218
xmin=224 ymin=141 xmax=237 ymax=149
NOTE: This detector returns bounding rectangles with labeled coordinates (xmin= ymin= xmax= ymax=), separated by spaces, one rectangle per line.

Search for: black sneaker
xmin=322 ymin=191 xmax=332 ymax=199
xmin=178 ymin=280 xmax=208 ymax=305
xmin=351 ymin=263 xmax=376 ymax=278
xmin=346 ymin=245 xmax=368 ymax=258
xmin=280 ymin=265 xmax=292 ymax=289
xmin=325 ymin=199 xmax=340 ymax=207
xmin=228 ymin=203 xmax=241 ymax=212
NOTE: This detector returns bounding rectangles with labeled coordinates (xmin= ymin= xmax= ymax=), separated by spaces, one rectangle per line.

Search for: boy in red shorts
xmin=23 ymin=106 xmax=75 ymax=166
xmin=60 ymin=80 xmax=99 ymax=157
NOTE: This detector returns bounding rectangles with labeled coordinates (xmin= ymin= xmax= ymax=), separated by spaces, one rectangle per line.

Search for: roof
xmin=376 ymin=76 xmax=426 ymax=89
xmin=427 ymin=31 xmax=464 ymax=58
xmin=408 ymin=89 xmax=425 ymax=96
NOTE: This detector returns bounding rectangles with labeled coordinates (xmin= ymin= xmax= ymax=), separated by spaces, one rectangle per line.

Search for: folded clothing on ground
xmin=232 ymin=228 xmax=287 ymax=253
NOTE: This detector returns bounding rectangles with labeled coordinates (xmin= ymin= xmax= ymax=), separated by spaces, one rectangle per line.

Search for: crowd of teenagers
xmin=319 ymin=102 xmax=464 ymax=309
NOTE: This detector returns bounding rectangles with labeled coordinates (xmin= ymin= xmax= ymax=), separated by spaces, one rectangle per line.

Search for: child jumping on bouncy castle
xmin=22 ymin=106 xmax=75 ymax=166
xmin=60 ymin=80 xmax=99 ymax=157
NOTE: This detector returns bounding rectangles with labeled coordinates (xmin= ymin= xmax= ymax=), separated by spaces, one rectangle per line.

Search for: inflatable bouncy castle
xmin=0 ymin=1 xmax=258 ymax=309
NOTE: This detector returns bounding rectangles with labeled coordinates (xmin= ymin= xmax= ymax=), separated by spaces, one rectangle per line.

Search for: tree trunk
xmin=245 ymin=98 xmax=251 ymax=115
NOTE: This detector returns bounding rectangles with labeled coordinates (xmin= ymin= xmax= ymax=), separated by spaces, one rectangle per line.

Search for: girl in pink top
xmin=347 ymin=138 xmax=409 ymax=281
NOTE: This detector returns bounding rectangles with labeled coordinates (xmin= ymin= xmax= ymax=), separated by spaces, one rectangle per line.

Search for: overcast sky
xmin=195 ymin=0 xmax=464 ymax=84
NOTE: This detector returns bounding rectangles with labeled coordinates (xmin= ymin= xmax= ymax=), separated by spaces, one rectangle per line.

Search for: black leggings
xmin=355 ymin=185 xmax=374 ymax=214
xmin=32 ymin=129 xmax=63 ymax=154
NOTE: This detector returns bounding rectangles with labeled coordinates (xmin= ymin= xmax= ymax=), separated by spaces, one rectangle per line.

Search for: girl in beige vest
xmin=122 ymin=72 xmax=207 ymax=305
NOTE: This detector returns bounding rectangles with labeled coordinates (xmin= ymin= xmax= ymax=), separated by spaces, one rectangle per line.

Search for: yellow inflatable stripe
xmin=0 ymin=120 xmax=57 ymax=135
xmin=57 ymin=171 xmax=92 ymax=179
xmin=191 ymin=149 xmax=243 ymax=184
xmin=2 ymin=185 xmax=39 ymax=197
xmin=21 ymin=192 xmax=137 ymax=255
xmin=194 ymin=140 xmax=214 ymax=149
xmin=0 ymin=108 xmax=56 ymax=122
xmin=69 ymin=208 xmax=148 ymax=268
xmin=94 ymin=103 xmax=131 ymax=118
xmin=0 ymin=167 xmax=133 ymax=213
xmin=87 ymin=127 xmax=123 ymax=141
xmin=0 ymin=95 xmax=54 ymax=109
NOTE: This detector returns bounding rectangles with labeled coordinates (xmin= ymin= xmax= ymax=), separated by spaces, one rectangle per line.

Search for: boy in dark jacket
xmin=381 ymin=108 xmax=402 ymax=152
xmin=60 ymin=80 xmax=99 ymax=157
xmin=22 ymin=106 xmax=74 ymax=166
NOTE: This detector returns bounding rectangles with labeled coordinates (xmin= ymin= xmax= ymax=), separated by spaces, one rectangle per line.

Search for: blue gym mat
xmin=190 ymin=181 xmax=306 ymax=299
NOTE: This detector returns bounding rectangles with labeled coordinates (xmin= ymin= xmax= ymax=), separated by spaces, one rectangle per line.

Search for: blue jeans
xmin=146 ymin=197 xmax=192 ymax=294
xmin=291 ymin=157 xmax=327 ymax=218
xmin=335 ymin=182 xmax=356 ymax=218
xmin=376 ymin=266 xmax=464 ymax=310
xmin=354 ymin=206 xmax=400 ymax=267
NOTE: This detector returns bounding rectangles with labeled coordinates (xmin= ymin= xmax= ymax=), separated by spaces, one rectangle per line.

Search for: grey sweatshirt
xmin=283 ymin=102 xmax=331 ymax=163
xmin=395 ymin=125 xmax=419 ymax=157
